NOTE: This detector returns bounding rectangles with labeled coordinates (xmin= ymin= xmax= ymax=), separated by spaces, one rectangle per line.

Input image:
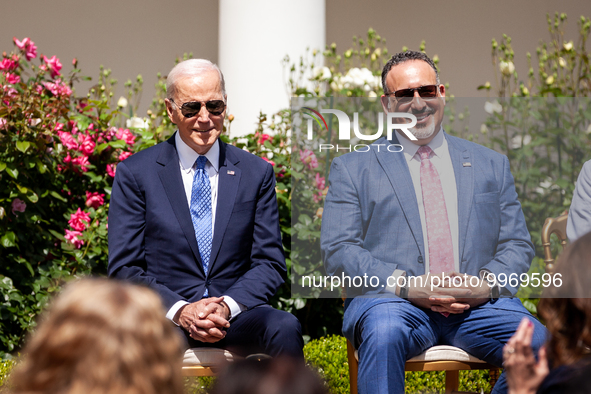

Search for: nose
xmin=196 ymin=103 xmax=210 ymax=123
xmin=410 ymin=90 xmax=427 ymax=110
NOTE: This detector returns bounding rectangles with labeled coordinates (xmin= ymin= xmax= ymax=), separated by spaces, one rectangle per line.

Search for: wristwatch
xmin=399 ymin=280 xmax=409 ymax=299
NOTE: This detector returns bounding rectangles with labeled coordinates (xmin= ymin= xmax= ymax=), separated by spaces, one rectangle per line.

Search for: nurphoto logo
xmin=302 ymin=107 xmax=417 ymax=152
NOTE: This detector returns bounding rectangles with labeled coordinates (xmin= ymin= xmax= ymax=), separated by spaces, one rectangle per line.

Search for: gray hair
xmin=166 ymin=59 xmax=226 ymax=99
xmin=381 ymin=51 xmax=440 ymax=95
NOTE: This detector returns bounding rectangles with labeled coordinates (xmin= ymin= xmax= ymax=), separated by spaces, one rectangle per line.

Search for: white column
xmin=219 ymin=0 xmax=325 ymax=137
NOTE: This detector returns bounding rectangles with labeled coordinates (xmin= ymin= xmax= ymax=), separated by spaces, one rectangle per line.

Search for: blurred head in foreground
xmin=539 ymin=231 xmax=591 ymax=367
xmin=8 ymin=278 xmax=183 ymax=394
xmin=210 ymin=357 xmax=329 ymax=394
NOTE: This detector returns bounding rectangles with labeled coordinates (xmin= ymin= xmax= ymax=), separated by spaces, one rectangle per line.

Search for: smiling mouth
xmin=413 ymin=112 xmax=432 ymax=122
xmin=193 ymin=128 xmax=214 ymax=133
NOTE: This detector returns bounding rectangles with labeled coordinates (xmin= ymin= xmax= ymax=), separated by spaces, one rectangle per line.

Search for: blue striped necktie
xmin=190 ymin=156 xmax=212 ymax=296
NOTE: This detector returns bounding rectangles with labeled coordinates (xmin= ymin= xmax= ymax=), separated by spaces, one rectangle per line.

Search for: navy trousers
xmin=177 ymin=304 xmax=304 ymax=359
xmin=352 ymin=298 xmax=547 ymax=394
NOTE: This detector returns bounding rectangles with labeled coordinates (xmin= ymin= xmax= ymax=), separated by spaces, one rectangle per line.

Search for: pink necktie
xmin=418 ymin=146 xmax=454 ymax=317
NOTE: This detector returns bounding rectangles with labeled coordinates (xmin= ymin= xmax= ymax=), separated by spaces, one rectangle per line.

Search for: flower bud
xmin=563 ymin=41 xmax=574 ymax=51
xmin=117 ymin=96 xmax=128 ymax=108
xmin=228 ymin=114 xmax=235 ymax=122
xmin=546 ymin=75 xmax=554 ymax=85
xmin=558 ymin=57 xmax=566 ymax=67
xmin=499 ymin=61 xmax=515 ymax=76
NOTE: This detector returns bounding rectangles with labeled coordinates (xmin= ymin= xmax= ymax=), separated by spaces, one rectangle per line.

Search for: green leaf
xmin=36 ymin=160 xmax=48 ymax=174
xmin=109 ymin=140 xmax=127 ymax=149
xmin=96 ymin=143 xmax=109 ymax=153
xmin=0 ymin=162 xmax=6 ymax=172
xmin=16 ymin=141 xmax=31 ymax=153
xmin=26 ymin=191 xmax=39 ymax=203
xmin=1 ymin=232 xmax=16 ymax=248
xmin=50 ymin=191 xmax=67 ymax=202
xmin=5 ymin=167 xmax=18 ymax=179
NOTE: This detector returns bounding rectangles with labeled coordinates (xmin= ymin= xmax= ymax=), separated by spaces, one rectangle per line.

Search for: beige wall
xmin=2 ymin=0 xmax=591 ymax=125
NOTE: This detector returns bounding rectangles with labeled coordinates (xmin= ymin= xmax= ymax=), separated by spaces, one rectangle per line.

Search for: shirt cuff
xmin=385 ymin=269 xmax=407 ymax=294
xmin=166 ymin=300 xmax=189 ymax=326
xmin=222 ymin=296 xmax=246 ymax=321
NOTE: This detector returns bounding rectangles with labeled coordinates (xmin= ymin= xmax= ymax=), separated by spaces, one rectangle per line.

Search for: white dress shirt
xmin=166 ymin=132 xmax=245 ymax=323
xmin=395 ymin=128 xmax=460 ymax=273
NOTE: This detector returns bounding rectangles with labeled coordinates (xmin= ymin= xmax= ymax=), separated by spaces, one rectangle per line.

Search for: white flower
xmin=126 ymin=117 xmax=150 ymax=130
xmin=536 ymin=177 xmax=560 ymax=195
xmin=330 ymin=75 xmax=344 ymax=91
xmin=368 ymin=91 xmax=377 ymax=98
xmin=586 ymin=124 xmax=591 ymax=134
xmin=484 ymin=100 xmax=502 ymax=114
xmin=511 ymin=134 xmax=531 ymax=149
xmin=117 ymin=96 xmax=128 ymax=108
xmin=28 ymin=118 xmax=41 ymax=126
xmin=480 ymin=124 xmax=488 ymax=134
xmin=313 ymin=66 xmax=332 ymax=81
xmin=343 ymin=68 xmax=376 ymax=90
xmin=499 ymin=61 xmax=515 ymax=76
xmin=546 ymin=75 xmax=554 ymax=85
xmin=563 ymin=41 xmax=574 ymax=51
xmin=558 ymin=57 xmax=567 ymax=68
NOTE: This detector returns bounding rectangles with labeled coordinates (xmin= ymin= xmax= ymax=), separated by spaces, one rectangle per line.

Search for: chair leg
xmin=445 ymin=370 xmax=459 ymax=394
xmin=489 ymin=367 xmax=500 ymax=390
xmin=346 ymin=340 xmax=359 ymax=394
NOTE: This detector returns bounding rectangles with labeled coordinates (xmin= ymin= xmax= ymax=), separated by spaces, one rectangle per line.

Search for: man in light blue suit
xmin=567 ymin=159 xmax=591 ymax=241
xmin=321 ymin=51 xmax=547 ymax=394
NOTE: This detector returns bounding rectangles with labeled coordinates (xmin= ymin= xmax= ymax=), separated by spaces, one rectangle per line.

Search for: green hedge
xmin=304 ymin=335 xmax=493 ymax=394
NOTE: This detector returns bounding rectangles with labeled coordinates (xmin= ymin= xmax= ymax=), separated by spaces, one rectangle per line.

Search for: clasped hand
xmin=406 ymin=272 xmax=490 ymax=314
xmin=175 ymin=296 xmax=231 ymax=343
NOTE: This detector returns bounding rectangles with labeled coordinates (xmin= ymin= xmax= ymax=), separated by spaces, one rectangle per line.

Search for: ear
xmin=164 ymin=98 xmax=176 ymax=125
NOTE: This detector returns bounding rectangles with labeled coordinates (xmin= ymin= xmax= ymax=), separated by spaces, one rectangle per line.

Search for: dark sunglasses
xmin=170 ymin=98 xmax=226 ymax=117
xmin=387 ymin=85 xmax=440 ymax=103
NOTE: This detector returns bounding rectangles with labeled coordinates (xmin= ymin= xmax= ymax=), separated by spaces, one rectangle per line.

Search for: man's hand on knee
xmin=405 ymin=273 xmax=472 ymax=313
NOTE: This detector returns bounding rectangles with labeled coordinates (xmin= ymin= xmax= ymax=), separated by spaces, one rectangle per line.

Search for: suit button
xmin=418 ymin=256 xmax=424 ymax=264
xmin=206 ymin=280 xmax=212 ymax=285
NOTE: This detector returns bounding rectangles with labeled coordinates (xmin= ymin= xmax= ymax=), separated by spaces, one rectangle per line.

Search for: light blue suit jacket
xmin=567 ymin=159 xmax=591 ymax=242
xmin=320 ymin=132 xmax=535 ymax=342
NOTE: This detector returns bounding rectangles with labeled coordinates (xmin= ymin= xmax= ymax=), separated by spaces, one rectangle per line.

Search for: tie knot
xmin=417 ymin=145 xmax=432 ymax=161
xmin=195 ymin=156 xmax=208 ymax=170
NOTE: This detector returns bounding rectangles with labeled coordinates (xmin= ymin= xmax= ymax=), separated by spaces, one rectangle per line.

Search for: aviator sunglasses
xmin=169 ymin=98 xmax=226 ymax=118
xmin=386 ymin=85 xmax=440 ymax=104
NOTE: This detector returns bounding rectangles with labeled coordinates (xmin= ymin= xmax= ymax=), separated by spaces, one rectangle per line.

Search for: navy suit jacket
xmin=320 ymin=133 xmax=535 ymax=341
xmin=108 ymin=134 xmax=286 ymax=311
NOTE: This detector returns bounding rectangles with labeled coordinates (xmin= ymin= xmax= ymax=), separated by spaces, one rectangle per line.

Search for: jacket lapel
xmin=209 ymin=141 xmax=241 ymax=272
xmin=374 ymin=136 xmax=426 ymax=259
xmin=156 ymin=136 xmax=204 ymax=272
xmin=446 ymin=134 xmax=473 ymax=268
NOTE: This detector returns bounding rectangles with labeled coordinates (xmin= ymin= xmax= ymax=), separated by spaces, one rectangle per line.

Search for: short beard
xmin=409 ymin=116 xmax=436 ymax=139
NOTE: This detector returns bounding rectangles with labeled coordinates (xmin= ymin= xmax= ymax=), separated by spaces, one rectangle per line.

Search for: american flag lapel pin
xmin=227 ymin=170 xmax=235 ymax=175
xmin=462 ymin=162 xmax=472 ymax=167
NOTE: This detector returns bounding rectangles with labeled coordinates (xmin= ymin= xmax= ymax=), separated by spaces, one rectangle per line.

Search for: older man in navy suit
xmin=108 ymin=59 xmax=303 ymax=358
xmin=321 ymin=51 xmax=547 ymax=393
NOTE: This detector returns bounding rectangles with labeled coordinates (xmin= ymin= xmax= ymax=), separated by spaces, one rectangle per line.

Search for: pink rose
xmin=313 ymin=191 xmax=323 ymax=203
xmin=68 ymin=208 xmax=90 ymax=231
xmin=85 ymin=191 xmax=105 ymax=209
xmin=43 ymin=55 xmax=62 ymax=78
xmin=315 ymin=173 xmax=325 ymax=190
xmin=115 ymin=128 xmax=136 ymax=146
xmin=79 ymin=135 xmax=95 ymax=156
xmin=262 ymin=157 xmax=275 ymax=166
xmin=72 ymin=155 xmax=90 ymax=172
xmin=300 ymin=149 xmax=318 ymax=170
xmin=13 ymin=37 xmax=37 ymax=61
xmin=0 ymin=118 xmax=6 ymax=130
xmin=258 ymin=134 xmax=272 ymax=145
xmin=5 ymin=73 xmax=20 ymax=84
xmin=106 ymin=163 xmax=117 ymax=178
xmin=43 ymin=80 xmax=72 ymax=97
xmin=58 ymin=131 xmax=78 ymax=150
xmin=64 ymin=229 xmax=84 ymax=249
xmin=118 ymin=151 xmax=132 ymax=161
xmin=11 ymin=198 xmax=26 ymax=215
xmin=0 ymin=58 xmax=17 ymax=72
